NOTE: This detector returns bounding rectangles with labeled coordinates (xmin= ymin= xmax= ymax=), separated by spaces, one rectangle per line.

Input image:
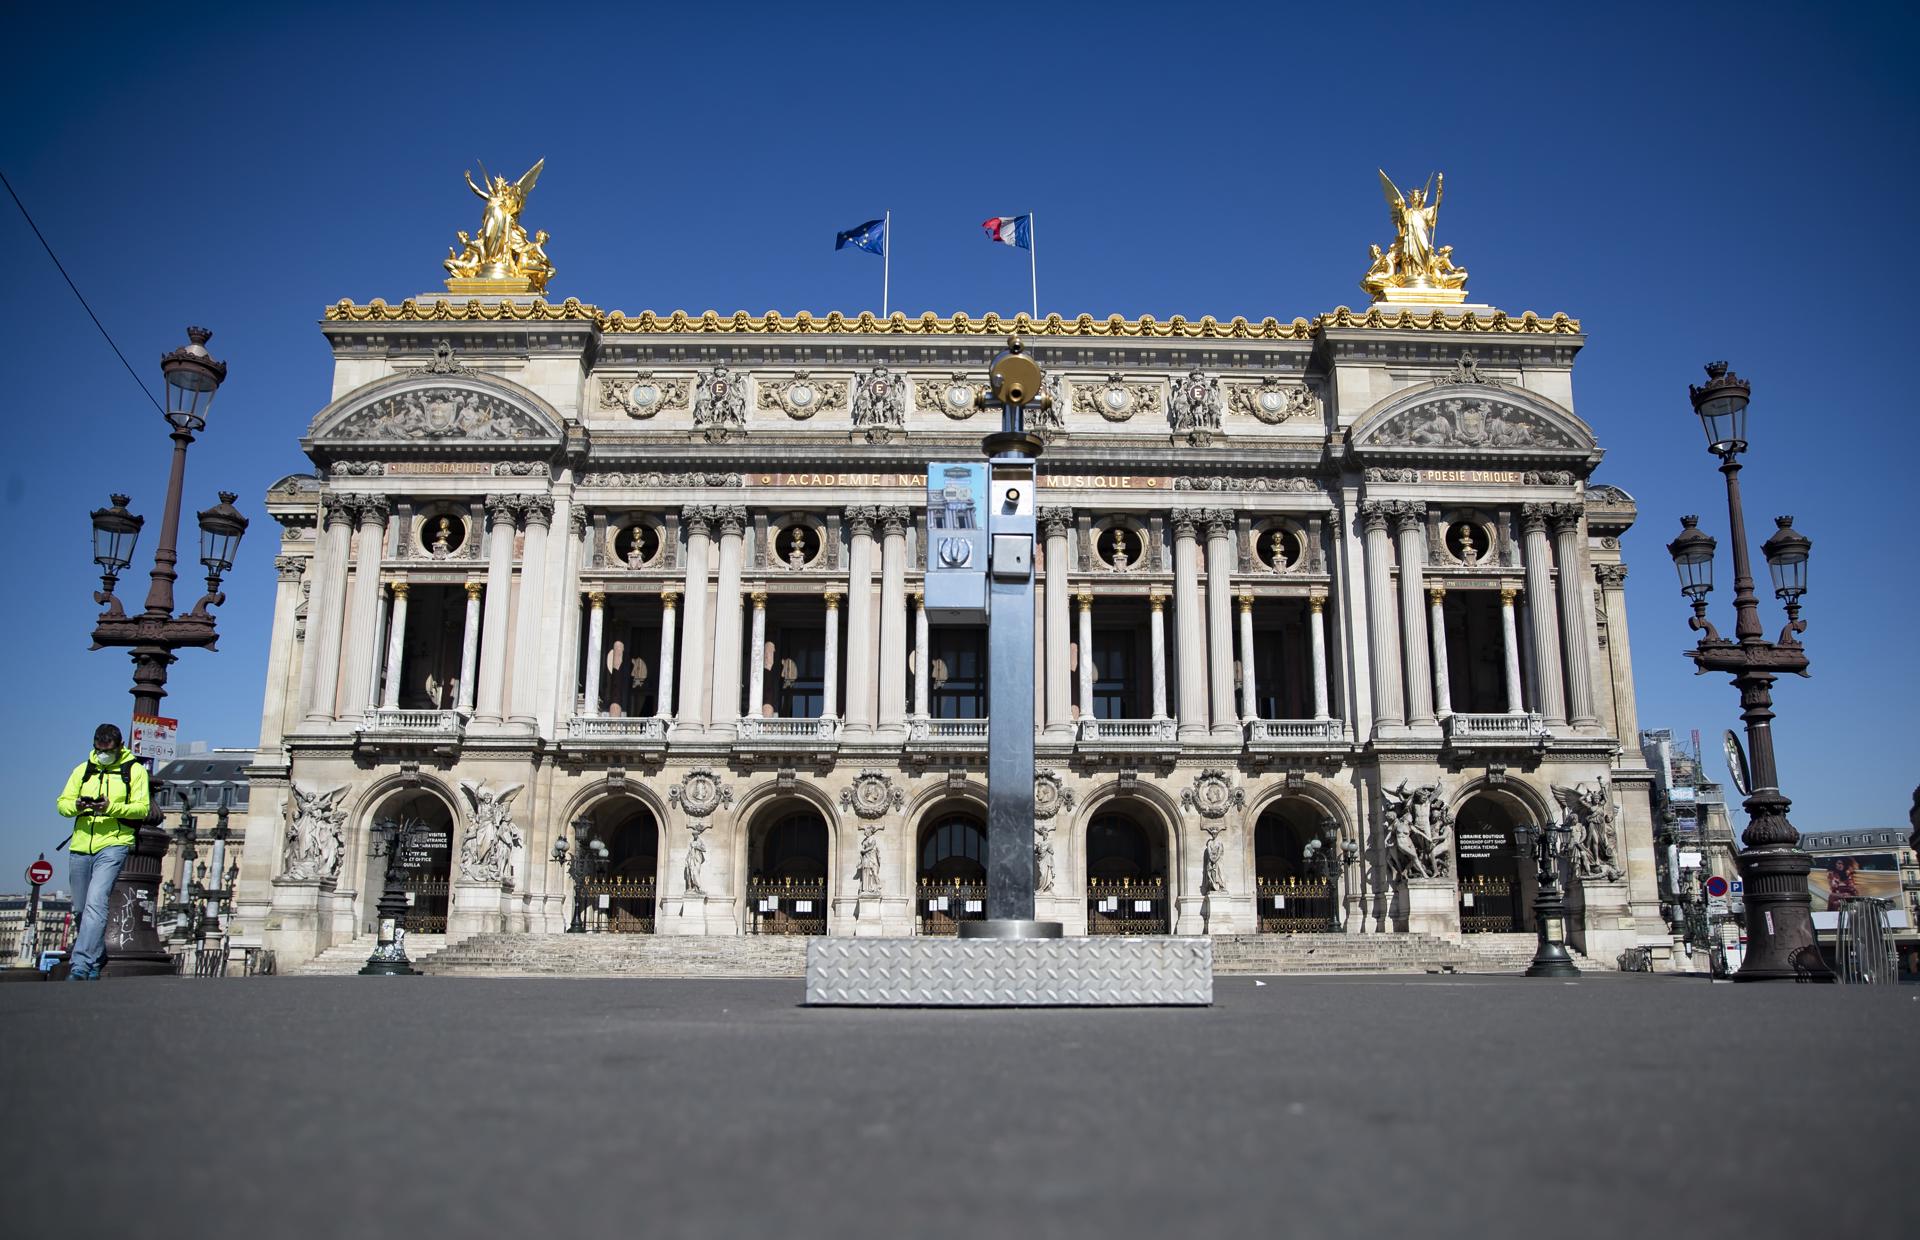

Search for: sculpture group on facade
xmin=444 ymin=159 xmax=554 ymax=292
xmin=1362 ymin=169 xmax=1468 ymax=300
xmin=684 ymin=822 xmax=709 ymax=896
xmin=281 ymin=784 xmax=348 ymax=882
xmin=1554 ymin=779 xmax=1623 ymax=882
xmin=1383 ymin=781 xmax=1453 ymax=881
xmin=457 ymin=780 xmax=524 ymax=885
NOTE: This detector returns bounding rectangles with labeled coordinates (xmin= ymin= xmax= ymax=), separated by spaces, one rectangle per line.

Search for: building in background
xmin=1798 ymin=828 xmax=1919 ymax=979
xmin=152 ymin=749 xmax=252 ymax=940
xmin=0 ymin=892 xmax=73 ymax=961
xmin=1641 ymin=728 xmax=1739 ymax=968
xmin=235 ymin=168 xmax=1668 ymax=972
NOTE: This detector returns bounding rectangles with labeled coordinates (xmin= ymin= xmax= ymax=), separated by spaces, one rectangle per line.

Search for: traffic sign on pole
xmin=1704 ymin=874 xmax=1731 ymax=899
xmin=27 ymin=858 xmax=53 ymax=886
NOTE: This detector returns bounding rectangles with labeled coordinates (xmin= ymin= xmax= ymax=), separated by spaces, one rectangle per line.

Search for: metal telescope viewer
xmin=923 ymin=337 xmax=1061 ymax=938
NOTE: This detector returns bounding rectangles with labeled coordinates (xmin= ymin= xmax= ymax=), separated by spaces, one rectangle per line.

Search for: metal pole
xmin=882 ymin=209 xmax=891 ymax=319
xmin=1028 ymin=213 xmax=1038 ymax=320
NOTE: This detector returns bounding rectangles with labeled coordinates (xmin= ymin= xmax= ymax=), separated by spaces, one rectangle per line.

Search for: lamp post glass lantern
xmin=361 ymin=816 xmax=421 ymax=976
xmin=82 ymin=327 xmax=244 ymax=977
xmin=1517 ymin=823 xmax=1580 ymax=978
xmin=1670 ymin=361 xmax=1831 ymax=982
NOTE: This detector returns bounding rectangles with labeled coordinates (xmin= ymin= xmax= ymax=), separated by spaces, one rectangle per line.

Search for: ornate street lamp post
xmin=552 ymin=820 xmax=609 ymax=933
xmin=1667 ymin=362 xmax=1832 ymax=982
xmin=86 ymin=327 xmax=247 ymax=976
xmin=361 ymin=816 xmax=422 ymax=976
xmin=1516 ymin=822 xmax=1579 ymax=977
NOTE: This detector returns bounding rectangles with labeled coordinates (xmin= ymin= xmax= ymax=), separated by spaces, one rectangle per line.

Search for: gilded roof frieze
xmin=323 ymin=299 xmax=1581 ymax=337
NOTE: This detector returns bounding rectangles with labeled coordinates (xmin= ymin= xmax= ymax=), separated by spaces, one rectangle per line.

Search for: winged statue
xmin=458 ymin=780 xmax=526 ymax=884
xmin=445 ymin=159 xmax=554 ymax=292
xmin=1553 ymin=780 xmax=1622 ymax=882
xmin=1364 ymin=169 xmax=1468 ymax=301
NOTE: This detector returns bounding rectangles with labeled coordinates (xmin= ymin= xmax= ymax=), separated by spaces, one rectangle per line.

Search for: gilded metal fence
xmin=1086 ymin=877 xmax=1168 ymax=935
xmin=582 ymin=876 xmax=656 ymax=934
xmin=746 ymin=877 xmax=828 ymax=935
xmin=1255 ymin=877 xmax=1337 ymax=932
xmin=1459 ymin=875 xmax=1518 ymax=934
xmin=916 ymin=878 xmax=988 ymax=935
xmin=402 ymin=873 xmax=449 ymax=934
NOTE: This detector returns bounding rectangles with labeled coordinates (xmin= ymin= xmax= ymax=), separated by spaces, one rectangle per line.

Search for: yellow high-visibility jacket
xmin=56 ymin=747 xmax=150 ymax=854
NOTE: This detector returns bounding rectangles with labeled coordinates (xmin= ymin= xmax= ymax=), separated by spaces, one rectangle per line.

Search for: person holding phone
xmin=54 ymin=723 xmax=150 ymax=979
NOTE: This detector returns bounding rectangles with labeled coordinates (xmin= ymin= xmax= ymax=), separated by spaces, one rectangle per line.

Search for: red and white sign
xmin=130 ymin=714 xmax=178 ymax=763
xmin=1704 ymin=874 xmax=1731 ymax=899
xmin=27 ymin=858 xmax=54 ymax=885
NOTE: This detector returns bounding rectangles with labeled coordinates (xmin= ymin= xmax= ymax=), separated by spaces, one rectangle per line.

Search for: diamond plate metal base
xmin=805 ymin=936 xmax=1213 ymax=1006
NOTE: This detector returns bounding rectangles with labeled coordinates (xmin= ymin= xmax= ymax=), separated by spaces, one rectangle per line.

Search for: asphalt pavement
xmin=2 ymin=973 xmax=1910 ymax=1239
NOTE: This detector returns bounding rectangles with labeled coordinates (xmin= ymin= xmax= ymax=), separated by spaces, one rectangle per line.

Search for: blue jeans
xmin=68 ymin=844 xmax=130 ymax=976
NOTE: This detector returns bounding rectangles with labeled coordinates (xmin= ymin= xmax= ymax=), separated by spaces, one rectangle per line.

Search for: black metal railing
xmin=582 ymin=876 xmax=656 ymax=934
xmin=916 ymin=878 xmax=988 ymax=935
xmin=401 ymin=873 xmax=449 ymax=934
xmin=1460 ymin=875 xmax=1518 ymax=933
xmin=746 ymin=876 xmax=828 ymax=935
xmin=1255 ymin=877 xmax=1337 ymax=933
xmin=1087 ymin=876 xmax=1168 ymax=935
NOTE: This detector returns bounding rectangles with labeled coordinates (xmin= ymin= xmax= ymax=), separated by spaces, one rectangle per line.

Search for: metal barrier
xmin=1617 ymin=945 xmax=1654 ymax=972
xmin=1834 ymin=897 xmax=1899 ymax=984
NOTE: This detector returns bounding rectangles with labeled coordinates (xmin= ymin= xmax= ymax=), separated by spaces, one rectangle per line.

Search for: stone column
xmin=841 ymin=507 xmax=876 ymax=736
xmin=508 ymin=495 xmax=552 ymax=727
xmin=582 ymin=590 xmax=606 ymax=716
xmin=339 ymin=496 xmax=392 ymax=721
xmin=1428 ymin=585 xmax=1451 ymax=720
xmin=1237 ymin=591 xmax=1258 ymax=721
xmin=912 ymin=587 xmax=930 ymax=718
xmin=1075 ymin=590 xmax=1095 ymax=722
xmin=1309 ymin=591 xmax=1331 ymax=721
xmin=747 ymin=589 xmax=768 ymax=718
xmin=551 ymin=504 xmax=588 ymax=730
xmin=299 ymin=494 xmax=355 ymax=723
xmin=1149 ymin=590 xmax=1170 ymax=719
xmin=821 ymin=590 xmax=841 ymax=719
xmin=1550 ymin=505 xmax=1601 ymax=729
xmin=378 ymin=581 xmax=409 ymax=711
xmin=1499 ymin=585 xmax=1525 ymax=715
xmin=258 ymin=555 xmax=307 ymax=749
xmin=1204 ymin=511 xmax=1237 ymax=738
xmin=1597 ymin=564 xmax=1638 ymax=740
xmin=1040 ymin=507 xmax=1073 ymax=737
xmin=1171 ymin=510 xmax=1208 ymax=740
xmin=676 ymin=507 xmax=714 ymax=729
xmin=1519 ymin=504 xmax=1567 ymax=726
xmin=877 ymin=507 xmax=909 ymax=735
xmin=453 ymin=580 xmax=481 ymax=713
xmin=1392 ymin=505 xmax=1434 ymax=728
xmin=707 ymin=506 xmax=747 ymax=729
xmin=655 ymin=589 xmax=679 ymax=718
xmin=472 ymin=496 xmax=519 ymax=726
xmin=1358 ymin=502 xmax=1404 ymax=732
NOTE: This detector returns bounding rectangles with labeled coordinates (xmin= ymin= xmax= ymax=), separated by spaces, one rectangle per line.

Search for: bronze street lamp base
xmin=1733 ymin=847 xmax=1834 ymax=982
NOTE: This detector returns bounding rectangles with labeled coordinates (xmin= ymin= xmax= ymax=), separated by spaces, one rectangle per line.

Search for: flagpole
xmin=1028 ymin=212 xmax=1038 ymax=320
xmin=882 ymin=209 xmax=891 ymax=318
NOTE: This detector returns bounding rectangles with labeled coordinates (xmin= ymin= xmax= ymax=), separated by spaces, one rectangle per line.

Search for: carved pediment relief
xmin=1351 ymin=383 xmax=1594 ymax=455
xmin=309 ymin=373 xmax=564 ymax=447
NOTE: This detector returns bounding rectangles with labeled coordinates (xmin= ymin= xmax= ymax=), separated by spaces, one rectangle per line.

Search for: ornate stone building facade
xmin=236 ymin=297 xmax=1660 ymax=969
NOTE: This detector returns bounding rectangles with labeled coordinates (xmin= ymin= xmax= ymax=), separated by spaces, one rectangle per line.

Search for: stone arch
xmin=730 ymin=781 xmax=842 ymax=933
xmin=305 ymin=369 xmax=567 ymax=449
xmin=1445 ymin=776 xmax=1553 ymax=827
xmin=1073 ymin=781 xmax=1180 ymax=934
xmin=1447 ymin=778 xmax=1550 ymax=934
xmin=351 ymin=774 xmax=463 ymax=935
xmin=1241 ymin=782 xmax=1350 ymax=900
xmin=900 ymin=782 xmax=988 ymax=893
xmin=1348 ymin=380 xmax=1596 ymax=460
xmin=1068 ymin=779 xmax=1185 ymax=889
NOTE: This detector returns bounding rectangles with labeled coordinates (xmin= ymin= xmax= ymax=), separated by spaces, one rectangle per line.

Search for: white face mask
xmin=94 ymin=749 xmax=117 ymax=765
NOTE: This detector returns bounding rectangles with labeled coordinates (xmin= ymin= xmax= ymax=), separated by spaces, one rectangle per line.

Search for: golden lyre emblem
xmin=444 ymin=159 xmax=554 ymax=294
xmin=1362 ymin=169 xmax=1469 ymax=305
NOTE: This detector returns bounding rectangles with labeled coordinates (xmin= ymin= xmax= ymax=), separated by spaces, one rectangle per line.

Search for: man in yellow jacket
xmin=55 ymin=723 xmax=150 ymax=979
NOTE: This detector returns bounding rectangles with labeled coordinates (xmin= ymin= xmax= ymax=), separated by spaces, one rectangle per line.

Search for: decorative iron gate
xmin=401 ymin=874 xmax=449 ymax=933
xmin=1086 ymin=877 xmax=1168 ymax=935
xmin=1256 ymin=877 xmax=1337 ymax=932
xmin=582 ymin=876 xmax=656 ymax=933
xmin=746 ymin=877 xmax=827 ymax=935
xmin=916 ymin=878 xmax=987 ymax=934
xmin=1459 ymin=875 xmax=1517 ymax=933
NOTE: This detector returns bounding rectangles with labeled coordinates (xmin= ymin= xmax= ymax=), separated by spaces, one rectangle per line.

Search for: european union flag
xmin=835 ymin=218 xmax=885 ymax=256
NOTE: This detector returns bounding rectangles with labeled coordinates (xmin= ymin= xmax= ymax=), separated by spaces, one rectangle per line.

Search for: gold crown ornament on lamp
xmin=443 ymin=159 xmax=554 ymax=295
xmin=1361 ymin=169 xmax=1470 ymax=306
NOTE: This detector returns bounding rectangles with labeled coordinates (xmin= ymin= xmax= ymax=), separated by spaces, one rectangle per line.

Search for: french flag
xmin=981 ymin=215 xmax=1031 ymax=249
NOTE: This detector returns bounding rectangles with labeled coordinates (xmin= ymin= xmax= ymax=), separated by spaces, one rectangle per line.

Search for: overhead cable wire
xmin=0 ymin=166 xmax=167 ymax=416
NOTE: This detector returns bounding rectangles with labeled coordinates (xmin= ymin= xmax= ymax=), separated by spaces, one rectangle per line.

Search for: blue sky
xmin=2 ymin=3 xmax=1915 ymax=885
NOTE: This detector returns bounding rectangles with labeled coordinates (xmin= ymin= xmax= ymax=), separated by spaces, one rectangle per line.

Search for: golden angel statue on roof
xmin=444 ymin=159 xmax=554 ymax=293
xmin=1362 ymin=169 xmax=1468 ymax=304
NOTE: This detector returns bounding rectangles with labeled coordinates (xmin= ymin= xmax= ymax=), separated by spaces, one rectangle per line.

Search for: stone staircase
xmin=424 ymin=932 xmax=811 ymax=978
xmin=290 ymin=930 xmax=1611 ymax=979
xmin=290 ymin=933 xmax=456 ymax=976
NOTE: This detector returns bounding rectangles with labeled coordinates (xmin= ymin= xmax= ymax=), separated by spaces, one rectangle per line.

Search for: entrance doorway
xmin=916 ymin=809 xmax=987 ymax=934
xmin=365 ymin=791 xmax=453 ymax=934
xmin=747 ymin=808 xmax=829 ymax=934
xmin=1454 ymin=795 xmax=1536 ymax=932
xmin=1253 ymin=803 xmax=1338 ymax=932
xmin=1084 ymin=811 xmax=1168 ymax=934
